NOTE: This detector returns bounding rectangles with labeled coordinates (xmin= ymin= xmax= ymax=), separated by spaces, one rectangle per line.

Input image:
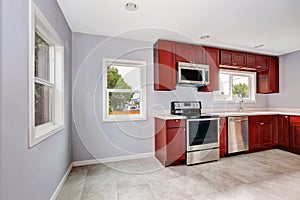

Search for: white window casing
xmin=214 ymin=69 xmax=256 ymax=103
xmin=28 ymin=2 xmax=64 ymax=147
xmin=102 ymin=58 xmax=147 ymax=122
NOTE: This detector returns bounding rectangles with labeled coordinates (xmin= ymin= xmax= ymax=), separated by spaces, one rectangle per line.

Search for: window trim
xmin=102 ymin=58 xmax=147 ymax=122
xmin=213 ymin=69 xmax=256 ymax=103
xmin=28 ymin=2 xmax=64 ymax=147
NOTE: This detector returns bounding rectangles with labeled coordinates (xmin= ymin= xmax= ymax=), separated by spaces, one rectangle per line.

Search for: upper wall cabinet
xmin=153 ymin=40 xmax=210 ymax=91
xmin=256 ymin=55 xmax=269 ymax=71
xmin=220 ymin=50 xmax=247 ymax=67
xmin=175 ymin=43 xmax=206 ymax=64
xmin=153 ymin=39 xmax=279 ymax=93
xmin=198 ymin=47 xmax=220 ymax=92
xmin=154 ymin=40 xmax=176 ymax=90
xmin=246 ymin=53 xmax=258 ymax=69
xmin=257 ymin=56 xmax=279 ymax=94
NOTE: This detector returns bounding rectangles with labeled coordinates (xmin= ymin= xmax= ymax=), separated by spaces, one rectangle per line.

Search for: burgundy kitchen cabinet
xmin=289 ymin=116 xmax=300 ymax=152
xmin=256 ymin=55 xmax=268 ymax=71
xmin=155 ymin=118 xmax=186 ymax=166
xmin=278 ymin=115 xmax=289 ymax=148
xmin=198 ymin=47 xmax=220 ymax=92
xmin=153 ymin=40 xmax=176 ymax=90
xmin=248 ymin=116 xmax=275 ymax=151
xmin=175 ymin=42 xmax=206 ymax=64
xmin=246 ymin=53 xmax=257 ymax=69
xmin=220 ymin=50 xmax=247 ymax=67
xmin=257 ymin=56 xmax=279 ymax=94
xmin=219 ymin=117 xmax=227 ymax=158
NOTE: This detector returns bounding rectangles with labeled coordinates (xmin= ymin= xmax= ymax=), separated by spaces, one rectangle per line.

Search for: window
xmin=214 ymin=69 xmax=256 ymax=102
xmin=29 ymin=3 xmax=64 ymax=147
xmin=103 ymin=59 xmax=146 ymax=122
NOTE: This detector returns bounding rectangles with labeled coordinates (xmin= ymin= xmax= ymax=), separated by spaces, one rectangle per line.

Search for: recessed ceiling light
xmin=200 ymin=35 xmax=210 ymax=40
xmin=254 ymin=44 xmax=264 ymax=48
xmin=125 ymin=2 xmax=138 ymax=11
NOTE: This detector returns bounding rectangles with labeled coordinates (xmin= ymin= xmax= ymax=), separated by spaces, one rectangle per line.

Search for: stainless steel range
xmin=171 ymin=101 xmax=220 ymax=165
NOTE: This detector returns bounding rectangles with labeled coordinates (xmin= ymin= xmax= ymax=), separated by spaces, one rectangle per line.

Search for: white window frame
xmin=28 ymin=2 xmax=64 ymax=147
xmin=102 ymin=58 xmax=147 ymax=122
xmin=214 ymin=69 xmax=256 ymax=103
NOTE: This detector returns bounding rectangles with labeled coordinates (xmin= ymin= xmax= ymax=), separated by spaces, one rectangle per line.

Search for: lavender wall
xmin=0 ymin=0 xmax=72 ymax=199
xmin=71 ymin=32 xmax=267 ymax=161
xmin=267 ymin=50 xmax=300 ymax=108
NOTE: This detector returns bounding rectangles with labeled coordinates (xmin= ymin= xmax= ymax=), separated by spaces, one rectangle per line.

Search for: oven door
xmin=186 ymin=118 xmax=220 ymax=151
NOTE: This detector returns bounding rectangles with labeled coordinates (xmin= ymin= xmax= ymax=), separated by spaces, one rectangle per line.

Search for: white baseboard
xmin=50 ymin=163 xmax=72 ymax=200
xmin=72 ymin=152 xmax=155 ymax=167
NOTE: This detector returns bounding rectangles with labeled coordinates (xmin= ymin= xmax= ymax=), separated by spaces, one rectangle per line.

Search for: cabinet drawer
xmin=166 ymin=119 xmax=185 ymax=128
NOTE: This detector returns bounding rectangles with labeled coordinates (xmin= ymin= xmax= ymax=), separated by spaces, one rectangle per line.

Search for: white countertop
xmin=154 ymin=108 xmax=300 ymax=120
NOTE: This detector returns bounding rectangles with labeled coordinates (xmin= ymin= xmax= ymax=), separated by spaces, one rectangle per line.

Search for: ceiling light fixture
xmin=125 ymin=2 xmax=138 ymax=11
xmin=254 ymin=44 xmax=264 ymax=48
xmin=200 ymin=35 xmax=210 ymax=40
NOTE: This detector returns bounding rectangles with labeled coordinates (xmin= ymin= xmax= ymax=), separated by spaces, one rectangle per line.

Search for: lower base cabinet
xmin=289 ymin=116 xmax=300 ymax=152
xmin=155 ymin=118 xmax=186 ymax=166
xmin=248 ymin=115 xmax=276 ymax=151
xmin=278 ymin=115 xmax=289 ymax=147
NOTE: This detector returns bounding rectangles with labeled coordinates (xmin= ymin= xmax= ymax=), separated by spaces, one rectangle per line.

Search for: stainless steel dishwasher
xmin=227 ymin=116 xmax=249 ymax=153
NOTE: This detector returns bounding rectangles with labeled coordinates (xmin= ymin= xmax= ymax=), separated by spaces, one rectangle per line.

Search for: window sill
xmin=103 ymin=115 xmax=147 ymax=122
xmin=213 ymin=100 xmax=257 ymax=104
xmin=29 ymin=123 xmax=64 ymax=147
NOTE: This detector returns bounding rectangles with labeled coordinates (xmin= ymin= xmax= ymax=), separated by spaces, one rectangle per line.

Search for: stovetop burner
xmin=171 ymin=101 xmax=218 ymax=118
xmin=171 ymin=101 xmax=201 ymax=116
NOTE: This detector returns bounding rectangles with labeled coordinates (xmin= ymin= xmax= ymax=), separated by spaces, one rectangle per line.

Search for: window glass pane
xmin=35 ymin=32 xmax=50 ymax=81
xmin=232 ymin=75 xmax=249 ymax=99
xmin=109 ymin=92 xmax=140 ymax=115
xmin=219 ymin=73 xmax=231 ymax=99
xmin=107 ymin=65 xmax=140 ymax=89
xmin=35 ymin=82 xmax=52 ymax=126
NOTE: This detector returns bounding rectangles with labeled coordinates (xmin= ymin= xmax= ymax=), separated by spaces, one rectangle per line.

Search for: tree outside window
xmin=103 ymin=59 xmax=146 ymax=121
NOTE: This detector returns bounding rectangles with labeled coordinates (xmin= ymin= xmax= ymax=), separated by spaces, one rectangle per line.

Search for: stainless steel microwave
xmin=177 ymin=62 xmax=210 ymax=86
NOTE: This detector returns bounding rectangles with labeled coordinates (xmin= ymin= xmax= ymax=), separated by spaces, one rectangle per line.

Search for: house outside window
xmin=214 ymin=69 xmax=256 ymax=102
xmin=29 ymin=3 xmax=64 ymax=147
xmin=103 ymin=59 xmax=146 ymax=122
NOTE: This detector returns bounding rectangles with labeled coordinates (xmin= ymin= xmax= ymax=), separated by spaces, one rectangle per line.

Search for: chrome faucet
xmin=239 ymin=92 xmax=244 ymax=112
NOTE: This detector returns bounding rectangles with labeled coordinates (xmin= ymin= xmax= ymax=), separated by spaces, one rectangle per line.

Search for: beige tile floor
xmin=56 ymin=149 xmax=300 ymax=200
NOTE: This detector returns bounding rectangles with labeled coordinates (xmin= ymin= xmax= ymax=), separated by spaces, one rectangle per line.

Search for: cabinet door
xmin=248 ymin=119 xmax=261 ymax=150
xmin=189 ymin=45 xmax=206 ymax=64
xmin=166 ymin=127 xmax=186 ymax=163
xmin=247 ymin=53 xmax=257 ymax=68
xmin=154 ymin=40 xmax=176 ymax=90
xmin=260 ymin=120 xmax=273 ymax=146
xmin=175 ymin=43 xmax=206 ymax=64
xmin=198 ymin=47 xmax=219 ymax=92
xmin=289 ymin=116 xmax=300 ymax=149
xmin=220 ymin=50 xmax=233 ymax=65
xmin=278 ymin=115 xmax=289 ymax=147
xmin=219 ymin=117 xmax=227 ymax=158
xmin=232 ymin=52 xmax=247 ymax=66
xmin=256 ymin=55 xmax=268 ymax=71
xmin=175 ymin=43 xmax=189 ymax=62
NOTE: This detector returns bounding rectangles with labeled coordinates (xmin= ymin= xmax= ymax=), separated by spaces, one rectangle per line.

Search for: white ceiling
xmin=57 ymin=0 xmax=300 ymax=56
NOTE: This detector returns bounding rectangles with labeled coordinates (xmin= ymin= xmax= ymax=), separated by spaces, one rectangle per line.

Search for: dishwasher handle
xmin=230 ymin=119 xmax=248 ymax=122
